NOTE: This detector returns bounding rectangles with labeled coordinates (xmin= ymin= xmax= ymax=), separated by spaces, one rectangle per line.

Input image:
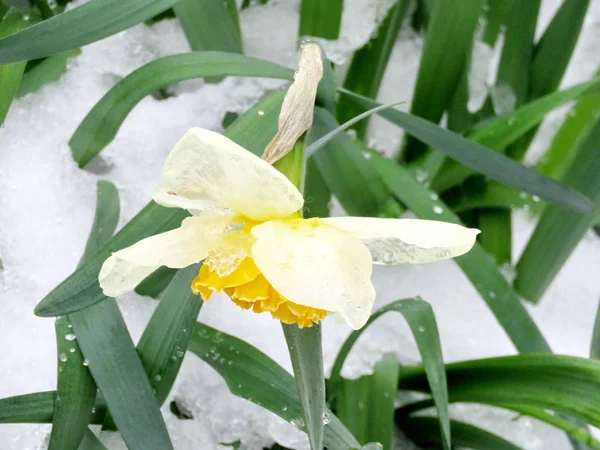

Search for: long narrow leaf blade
xmin=69 ymin=299 xmax=173 ymax=449
xmin=340 ymin=88 xmax=593 ymax=213
xmin=189 ymin=322 xmax=360 ymax=450
xmin=70 ymin=52 xmax=293 ymax=167
xmin=328 ymin=298 xmax=450 ymax=450
xmin=0 ymin=0 xmax=179 ymax=64
xmin=282 ymin=324 xmax=325 ymax=450
xmin=299 ymin=0 xmax=343 ymax=40
xmin=48 ymin=317 xmax=97 ymax=450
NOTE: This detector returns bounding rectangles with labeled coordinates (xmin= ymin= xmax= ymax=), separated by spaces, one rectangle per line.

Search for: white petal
xmin=323 ymin=217 xmax=479 ymax=264
xmin=99 ymin=211 xmax=234 ymax=297
xmin=251 ymin=219 xmax=375 ymax=329
xmin=153 ymin=128 xmax=304 ymax=221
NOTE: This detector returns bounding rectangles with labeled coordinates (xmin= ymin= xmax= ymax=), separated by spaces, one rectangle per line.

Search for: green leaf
xmin=0 ymin=391 xmax=107 ymax=424
xmin=303 ymin=159 xmax=331 ymax=218
xmin=69 ymin=299 xmax=173 ymax=449
xmin=17 ymin=49 xmax=80 ymax=97
xmin=48 ymin=317 xmax=97 ymax=450
xmin=81 ymin=181 xmax=120 ymax=261
xmin=592 ymin=302 xmax=600 ymax=360
xmin=299 ymin=0 xmax=343 ymax=40
xmin=282 ymin=323 xmax=325 ymax=450
xmin=399 ymin=354 xmax=600 ymax=428
xmin=307 ymin=102 xmax=404 ymax=157
xmin=339 ymin=88 xmax=593 ymax=213
xmin=136 ymin=264 xmax=202 ymax=406
xmin=432 ymin=79 xmax=600 ymax=192
xmin=402 ymin=0 xmax=485 ymax=162
xmin=515 ymin=118 xmax=600 ymax=303
xmin=367 ymin=151 xmax=550 ymax=353
xmin=482 ymin=0 xmax=516 ymax=47
xmin=309 ymin=107 xmax=403 ymax=218
xmin=477 ymin=208 xmax=512 ymax=265
xmin=70 ymin=52 xmax=293 ymax=167
xmin=188 ymin=322 xmax=360 ymax=450
xmin=0 ymin=10 xmax=30 ymax=125
xmin=337 ymin=355 xmax=399 ymax=450
xmin=401 ymin=417 xmax=522 ymax=450
xmin=173 ymin=0 xmax=242 ymax=55
xmin=135 ymin=266 xmax=177 ymax=298
xmin=328 ymin=298 xmax=450 ymax=450
xmin=0 ymin=0 xmax=179 ymax=65
xmin=537 ymin=76 xmax=600 ymax=180
xmin=448 ymin=182 xmax=538 ymax=213
xmin=530 ymin=0 xmax=590 ymax=101
xmin=337 ymin=0 xmax=410 ymax=138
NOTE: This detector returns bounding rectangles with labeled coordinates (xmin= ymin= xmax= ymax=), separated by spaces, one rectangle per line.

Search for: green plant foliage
xmin=309 ymin=108 xmax=402 ymax=218
xmin=188 ymin=323 xmax=360 ymax=450
xmin=337 ymin=0 xmax=410 ymax=138
xmin=48 ymin=317 xmax=96 ymax=450
xmin=336 ymin=355 xmax=399 ymax=450
xmin=135 ymin=266 xmax=178 ymax=298
xmin=340 ymin=88 xmax=593 ymax=213
xmin=69 ymin=52 xmax=293 ymax=167
xmin=402 ymin=0 xmax=484 ymax=162
xmin=17 ymin=49 xmax=80 ymax=97
xmin=79 ymin=429 xmax=109 ymax=450
xmin=282 ymin=324 xmax=325 ymax=450
xmin=328 ymin=299 xmax=449 ymax=450
xmin=0 ymin=10 xmax=30 ymax=125
xmin=299 ymin=0 xmax=343 ymax=40
xmin=401 ymin=416 xmax=522 ymax=450
xmin=135 ymin=264 xmax=203 ymax=406
xmin=173 ymin=0 xmax=242 ymax=54
xmin=0 ymin=0 xmax=180 ymax=65
xmin=398 ymin=354 xmax=600 ymax=428
xmin=515 ymin=118 xmax=600 ymax=303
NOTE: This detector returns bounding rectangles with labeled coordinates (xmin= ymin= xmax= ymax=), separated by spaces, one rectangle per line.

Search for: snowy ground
xmin=0 ymin=0 xmax=599 ymax=449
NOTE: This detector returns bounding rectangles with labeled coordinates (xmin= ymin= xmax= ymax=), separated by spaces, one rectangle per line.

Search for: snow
xmin=0 ymin=0 xmax=599 ymax=449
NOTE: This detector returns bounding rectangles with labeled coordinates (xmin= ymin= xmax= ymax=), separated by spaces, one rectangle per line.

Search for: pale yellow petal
xmin=99 ymin=211 xmax=234 ymax=297
xmin=323 ymin=217 xmax=479 ymax=264
xmin=153 ymin=128 xmax=304 ymax=221
xmin=251 ymin=219 xmax=375 ymax=329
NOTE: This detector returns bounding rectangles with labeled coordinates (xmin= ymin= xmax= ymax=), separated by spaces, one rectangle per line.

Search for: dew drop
xmin=489 ymin=291 xmax=497 ymax=299
xmin=82 ymin=359 xmax=89 ymax=366
xmin=69 ymin=347 xmax=76 ymax=353
xmin=291 ymin=417 xmax=305 ymax=428
xmin=322 ymin=411 xmax=330 ymax=425
xmin=59 ymin=353 xmax=68 ymax=362
xmin=258 ymin=110 xmax=265 ymax=116
xmin=433 ymin=205 xmax=444 ymax=215
xmin=361 ymin=151 xmax=372 ymax=160
xmin=418 ymin=326 xmax=425 ymax=333
xmin=155 ymin=374 xmax=162 ymax=382
xmin=532 ymin=195 xmax=540 ymax=202
xmin=64 ymin=333 xmax=76 ymax=341
xmin=91 ymin=407 xmax=96 ymax=414
xmin=429 ymin=192 xmax=439 ymax=200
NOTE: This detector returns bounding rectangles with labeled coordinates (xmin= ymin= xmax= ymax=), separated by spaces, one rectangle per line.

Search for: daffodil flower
xmin=99 ymin=127 xmax=479 ymax=329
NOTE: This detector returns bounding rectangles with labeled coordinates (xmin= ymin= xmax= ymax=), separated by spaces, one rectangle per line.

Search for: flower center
xmin=192 ymin=251 xmax=326 ymax=328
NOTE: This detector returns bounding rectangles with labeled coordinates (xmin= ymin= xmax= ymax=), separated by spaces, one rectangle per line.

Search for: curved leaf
xmin=188 ymin=322 xmax=360 ymax=450
xmin=328 ymin=298 xmax=450 ymax=450
xmin=399 ymin=354 xmax=600 ymax=428
xmin=70 ymin=52 xmax=293 ymax=167
xmin=401 ymin=417 xmax=522 ymax=450
xmin=0 ymin=0 xmax=179 ymax=65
